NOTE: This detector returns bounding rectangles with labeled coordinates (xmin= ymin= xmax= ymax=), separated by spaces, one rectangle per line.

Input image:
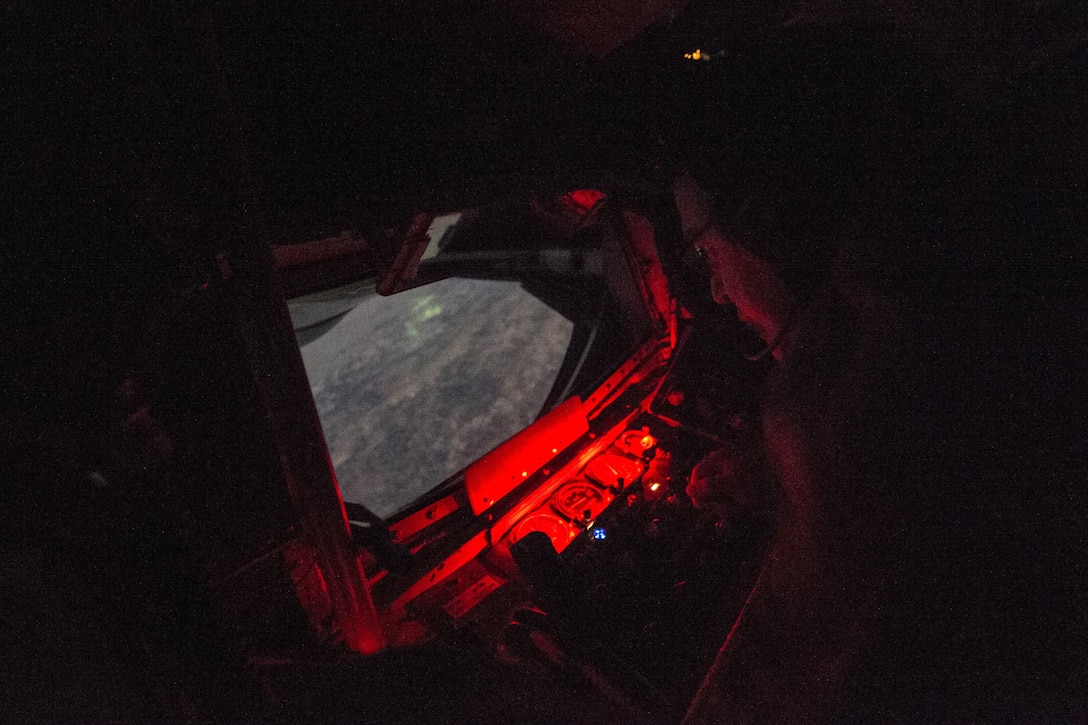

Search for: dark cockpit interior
xmin=4 ymin=1 xmax=1088 ymax=721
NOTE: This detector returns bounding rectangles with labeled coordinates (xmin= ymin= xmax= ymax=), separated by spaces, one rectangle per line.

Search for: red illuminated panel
xmin=393 ymin=531 xmax=489 ymax=610
xmin=584 ymin=453 xmax=645 ymax=490
xmin=389 ymin=495 xmax=459 ymax=544
xmin=443 ymin=574 xmax=503 ymax=620
xmin=486 ymin=409 xmax=642 ymax=547
xmin=622 ymin=210 xmax=673 ymax=324
xmin=510 ymin=511 xmax=581 ymax=554
xmin=551 ymin=480 xmax=613 ymax=523
xmin=615 ymin=428 xmax=656 ymax=457
xmin=465 ymin=396 xmax=589 ymax=515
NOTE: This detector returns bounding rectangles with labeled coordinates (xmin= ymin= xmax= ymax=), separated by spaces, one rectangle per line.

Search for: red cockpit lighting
xmin=562 ymin=189 xmax=607 ymax=215
xmin=465 ymin=397 xmax=589 ymax=515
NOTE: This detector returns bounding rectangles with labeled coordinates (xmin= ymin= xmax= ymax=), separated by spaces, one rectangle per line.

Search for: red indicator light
xmin=562 ymin=189 xmax=606 ymax=215
xmin=616 ymin=428 xmax=657 ymax=458
xmin=649 ymin=482 xmax=661 ymax=492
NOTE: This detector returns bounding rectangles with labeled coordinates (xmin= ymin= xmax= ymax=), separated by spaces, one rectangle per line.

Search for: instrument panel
xmin=506 ymin=428 xmax=654 ymax=553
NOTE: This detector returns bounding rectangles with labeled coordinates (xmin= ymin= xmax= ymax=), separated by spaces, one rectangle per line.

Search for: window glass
xmin=293 ymin=278 xmax=574 ymax=518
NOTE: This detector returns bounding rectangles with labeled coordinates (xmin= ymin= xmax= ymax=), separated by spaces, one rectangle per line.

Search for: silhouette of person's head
xmin=673 ymin=26 xmax=950 ymax=301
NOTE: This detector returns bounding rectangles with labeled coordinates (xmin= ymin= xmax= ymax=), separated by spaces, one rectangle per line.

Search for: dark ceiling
xmin=3 ymin=0 xmax=1085 ymax=339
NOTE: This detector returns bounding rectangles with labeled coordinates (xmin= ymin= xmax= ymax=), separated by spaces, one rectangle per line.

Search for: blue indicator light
xmin=592 ymin=527 xmax=607 ymax=541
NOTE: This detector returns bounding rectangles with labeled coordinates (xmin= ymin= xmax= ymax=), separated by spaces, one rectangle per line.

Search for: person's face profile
xmin=673 ymin=174 xmax=790 ymax=348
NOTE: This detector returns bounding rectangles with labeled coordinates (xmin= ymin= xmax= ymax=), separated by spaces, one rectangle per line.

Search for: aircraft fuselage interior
xmin=5 ymin=2 xmax=1088 ymax=721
